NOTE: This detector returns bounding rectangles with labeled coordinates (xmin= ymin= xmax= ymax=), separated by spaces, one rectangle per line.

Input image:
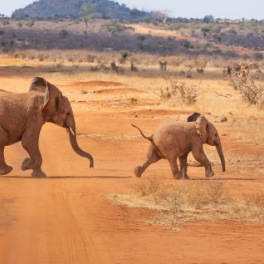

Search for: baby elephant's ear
xmin=195 ymin=115 xmax=208 ymax=143
xmin=29 ymin=77 xmax=49 ymax=107
xmin=187 ymin=112 xmax=201 ymax=122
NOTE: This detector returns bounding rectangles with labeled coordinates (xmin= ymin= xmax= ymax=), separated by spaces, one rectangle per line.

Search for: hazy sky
xmin=1 ymin=0 xmax=264 ymax=19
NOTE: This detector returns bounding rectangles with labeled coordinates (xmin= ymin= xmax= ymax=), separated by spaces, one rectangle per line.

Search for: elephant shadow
xmin=1 ymin=175 xmax=256 ymax=181
xmin=1 ymin=175 xmax=131 ymax=180
xmin=191 ymin=177 xmax=257 ymax=181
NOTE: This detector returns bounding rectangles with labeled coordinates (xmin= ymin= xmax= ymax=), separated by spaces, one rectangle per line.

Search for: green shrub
xmin=2 ymin=20 xmax=9 ymax=26
xmin=252 ymin=52 xmax=263 ymax=60
xmin=102 ymin=22 xmax=133 ymax=35
xmin=59 ymin=29 xmax=69 ymax=39
xmin=120 ymin=50 xmax=129 ymax=60
xmin=183 ymin=40 xmax=191 ymax=48
xmin=228 ymin=29 xmax=237 ymax=36
xmin=17 ymin=22 xmax=23 ymax=28
xmin=26 ymin=21 xmax=34 ymax=28
xmin=201 ymin=27 xmax=211 ymax=37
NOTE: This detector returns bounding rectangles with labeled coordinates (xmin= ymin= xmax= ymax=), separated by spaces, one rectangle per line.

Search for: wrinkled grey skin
xmin=132 ymin=115 xmax=225 ymax=179
xmin=0 ymin=77 xmax=93 ymax=177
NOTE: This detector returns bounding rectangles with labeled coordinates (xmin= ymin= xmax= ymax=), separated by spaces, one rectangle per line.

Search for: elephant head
xmin=196 ymin=115 xmax=225 ymax=172
xmin=29 ymin=77 xmax=94 ymax=168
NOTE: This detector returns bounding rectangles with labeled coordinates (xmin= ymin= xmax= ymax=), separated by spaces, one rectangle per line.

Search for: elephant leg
xmin=168 ymin=158 xmax=181 ymax=179
xmin=0 ymin=127 xmax=12 ymax=175
xmin=0 ymin=146 xmax=13 ymax=175
xmin=165 ymin=151 xmax=181 ymax=179
xmin=21 ymin=132 xmax=46 ymax=178
xmin=179 ymin=153 xmax=190 ymax=180
xmin=134 ymin=145 xmax=161 ymax=178
xmin=192 ymin=146 xmax=214 ymax=177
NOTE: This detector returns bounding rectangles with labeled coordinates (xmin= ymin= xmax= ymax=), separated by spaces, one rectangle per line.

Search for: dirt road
xmin=0 ymin=116 xmax=263 ymax=264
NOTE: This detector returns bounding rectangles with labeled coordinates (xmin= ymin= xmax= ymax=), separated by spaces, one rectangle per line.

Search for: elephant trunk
xmin=215 ymin=141 xmax=225 ymax=172
xmin=68 ymin=126 xmax=94 ymax=168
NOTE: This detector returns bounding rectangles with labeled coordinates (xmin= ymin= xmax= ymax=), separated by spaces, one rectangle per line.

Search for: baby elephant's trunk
xmin=216 ymin=142 xmax=225 ymax=172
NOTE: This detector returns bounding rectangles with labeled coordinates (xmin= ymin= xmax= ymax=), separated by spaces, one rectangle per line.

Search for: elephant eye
xmin=215 ymin=133 xmax=218 ymax=137
xmin=55 ymin=97 xmax=59 ymax=110
xmin=66 ymin=112 xmax=70 ymax=117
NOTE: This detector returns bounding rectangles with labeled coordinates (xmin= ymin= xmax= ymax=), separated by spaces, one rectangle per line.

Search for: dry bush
xmin=230 ymin=191 xmax=264 ymax=223
xmin=183 ymin=181 xmax=226 ymax=208
xmin=109 ymin=179 xmax=264 ymax=227
xmin=241 ymin=79 xmax=264 ymax=108
xmin=160 ymin=77 xmax=199 ymax=104
xmin=110 ymin=61 xmax=124 ymax=73
xmin=159 ymin=61 xmax=167 ymax=71
xmin=229 ymin=73 xmax=264 ymax=108
xmin=169 ymin=56 xmax=185 ymax=67
xmin=131 ymin=177 xmax=164 ymax=197
xmin=194 ymin=58 xmax=207 ymax=73
xmin=130 ymin=62 xmax=137 ymax=72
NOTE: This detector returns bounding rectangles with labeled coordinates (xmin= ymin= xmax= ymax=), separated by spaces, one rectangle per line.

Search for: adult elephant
xmin=0 ymin=77 xmax=93 ymax=177
xmin=132 ymin=115 xmax=225 ymax=179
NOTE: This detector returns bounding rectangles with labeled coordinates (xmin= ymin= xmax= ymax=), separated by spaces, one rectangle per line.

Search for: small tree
xmin=81 ymin=3 xmax=96 ymax=29
xmin=120 ymin=50 xmax=129 ymax=62
xmin=203 ymin=15 xmax=214 ymax=23
xmin=130 ymin=9 xmax=144 ymax=19
xmin=154 ymin=10 xmax=169 ymax=24
xmin=201 ymin=27 xmax=210 ymax=37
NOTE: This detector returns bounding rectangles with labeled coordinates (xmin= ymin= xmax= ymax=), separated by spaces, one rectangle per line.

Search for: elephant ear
xmin=29 ymin=77 xmax=62 ymax=117
xmin=29 ymin=77 xmax=47 ymax=93
xmin=195 ymin=115 xmax=208 ymax=143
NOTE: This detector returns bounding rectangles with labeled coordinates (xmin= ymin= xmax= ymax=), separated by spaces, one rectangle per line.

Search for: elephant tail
xmin=132 ymin=124 xmax=166 ymax=159
xmin=131 ymin=124 xmax=152 ymax=141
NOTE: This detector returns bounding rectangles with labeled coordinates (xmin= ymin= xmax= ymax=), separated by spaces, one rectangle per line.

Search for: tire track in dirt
xmin=0 ymin=125 xmax=112 ymax=263
xmin=37 ymin=125 xmax=112 ymax=263
xmin=53 ymin=191 xmax=89 ymax=263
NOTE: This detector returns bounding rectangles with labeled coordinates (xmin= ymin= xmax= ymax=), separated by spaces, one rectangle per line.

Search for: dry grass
xmin=109 ymin=178 xmax=264 ymax=227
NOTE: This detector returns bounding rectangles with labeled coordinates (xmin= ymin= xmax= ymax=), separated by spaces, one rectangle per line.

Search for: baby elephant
xmin=132 ymin=115 xmax=225 ymax=179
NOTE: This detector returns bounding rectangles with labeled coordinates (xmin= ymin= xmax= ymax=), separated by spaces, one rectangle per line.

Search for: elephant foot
xmin=31 ymin=169 xmax=46 ymax=178
xmin=205 ymin=170 xmax=215 ymax=178
xmin=182 ymin=174 xmax=190 ymax=180
xmin=134 ymin=166 xmax=142 ymax=178
xmin=173 ymin=174 xmax=183 ymax=180
xmin=174 ymin=174 xmax=190 ymax=180
xmin=21 ymin=158 xmax=32 ymax=171
xmin=0 ymin=165 xmax=13 ymax=175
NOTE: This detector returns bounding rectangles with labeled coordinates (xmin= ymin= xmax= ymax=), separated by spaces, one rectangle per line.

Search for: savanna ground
xmin=0 ymin=51 xmax=264 ymax=264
